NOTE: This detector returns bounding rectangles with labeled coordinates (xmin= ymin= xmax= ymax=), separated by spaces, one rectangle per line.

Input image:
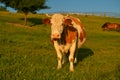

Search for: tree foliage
xmin=0 ymin=0 xmax=49 ymax=26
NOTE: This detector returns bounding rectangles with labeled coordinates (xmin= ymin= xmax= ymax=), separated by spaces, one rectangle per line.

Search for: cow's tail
xmin=78 ymin=37 xmax=86 ymax=48
xmin=78 ymin=27 xmax=86 ymax=48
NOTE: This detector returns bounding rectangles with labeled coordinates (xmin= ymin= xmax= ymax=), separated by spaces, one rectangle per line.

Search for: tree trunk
xmin=24 ymin=13 xmax=28 ymax=26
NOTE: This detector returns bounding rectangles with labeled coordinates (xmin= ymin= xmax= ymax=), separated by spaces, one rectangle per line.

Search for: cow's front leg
xmin=69 ymin=54 xmax=74 ymax=72
xmin=54 ymin=41 xmax=62 ymax=69
xmin=62 ymin=53 xmax=67 ymax=65
xmin=57 ymin=53 xmax=62 ymax=69
xmin=69 ymin=40 xmax=77 ymax=72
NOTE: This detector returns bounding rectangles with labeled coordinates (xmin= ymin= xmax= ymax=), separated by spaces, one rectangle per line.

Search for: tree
xmin=0 ymin=0 xmax=49 ymax=26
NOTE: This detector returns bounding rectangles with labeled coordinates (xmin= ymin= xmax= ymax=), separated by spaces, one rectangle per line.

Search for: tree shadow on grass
xmin=76 ymin=48 xmax=94 ymax=64
xmin=20 ymin=18 xmax=43 ymax=26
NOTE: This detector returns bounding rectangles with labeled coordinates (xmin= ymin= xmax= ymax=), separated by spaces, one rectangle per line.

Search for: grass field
xmin=0 ymin=11 xmax=120 ymax=80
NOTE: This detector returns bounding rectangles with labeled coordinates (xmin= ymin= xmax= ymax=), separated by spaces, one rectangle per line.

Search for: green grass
xmin=0 ymin=11 xmax=120 ymax=80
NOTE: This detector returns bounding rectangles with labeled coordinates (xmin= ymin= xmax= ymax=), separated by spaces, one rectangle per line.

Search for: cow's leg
xmin=62 ymin=43 xmax=71 ymax=64
xmin=57 ymin=53 xmax=62 ymax=69
xmin=74 ymin=41 xmax=78 ymax=64
xmin=74 ymin=51 xmax=78 ymax=63
xmin=54 ymin=41 xmax=62 ymax=69
xmin=69 ymin=40 xmax=77 ymax=72
xmin=62 ymin=53 xmax=66 ymax=64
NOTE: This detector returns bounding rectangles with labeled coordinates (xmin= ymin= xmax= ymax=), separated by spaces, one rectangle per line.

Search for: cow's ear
xmin=63 ymin=19 xmax=72 ymax=26
xmin=43 ymin=18 xmax=51 ymax=25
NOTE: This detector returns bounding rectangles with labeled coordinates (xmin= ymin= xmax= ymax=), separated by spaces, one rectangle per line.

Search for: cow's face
xmin=44 ymin=14 xmax=73 ymax=40
xmin=50 ymin=14 xmax=64 ymax=40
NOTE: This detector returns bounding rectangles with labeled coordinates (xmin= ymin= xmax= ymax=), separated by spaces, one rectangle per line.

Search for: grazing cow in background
xmin=44 ymin=14 xmax=86 ymax=72
xmin=101 ymin=22 xmax=120 ymax=32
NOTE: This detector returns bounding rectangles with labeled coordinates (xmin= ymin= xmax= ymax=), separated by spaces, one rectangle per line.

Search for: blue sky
xmin=39 ymin=0 xmax=120 ymax=13
xmin=0 ymin=0 xmax=120 ymax=13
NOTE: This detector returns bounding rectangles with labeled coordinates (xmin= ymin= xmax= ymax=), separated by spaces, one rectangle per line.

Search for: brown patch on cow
xmin=63 ymin=19 xmax=73 ymax=26
xmin=70 ymin=16 xmax=86 ymax=37
xmin=69 ymin=16 xmax=83 ymax=28
xmin=66 ymin=28 xmax=77 ymax=43
xmin=61 ymin=26 xmax=78 ymax=44
xmin=69 ymin=16 xmax=86 ymax=41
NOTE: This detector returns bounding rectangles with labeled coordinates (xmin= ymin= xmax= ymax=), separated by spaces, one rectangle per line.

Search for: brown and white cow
xmin=44 ymin=14 xmax=86 ymax=72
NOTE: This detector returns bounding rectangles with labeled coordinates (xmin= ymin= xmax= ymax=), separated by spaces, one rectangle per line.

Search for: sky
xmin=39 ymin=0 xmax=120 ymax=13
xmin=0 ymin=0 xmax=120 ymax=13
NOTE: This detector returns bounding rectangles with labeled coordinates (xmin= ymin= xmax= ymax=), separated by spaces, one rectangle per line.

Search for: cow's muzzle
xmin=51 ymin=34 xmax=60 ymax=40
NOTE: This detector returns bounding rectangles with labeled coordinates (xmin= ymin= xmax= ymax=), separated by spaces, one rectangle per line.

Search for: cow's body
xmin=102 ymin=22 xmax=120 ymax=31
xmin=44 ymin=14 xmax=86 ymax=72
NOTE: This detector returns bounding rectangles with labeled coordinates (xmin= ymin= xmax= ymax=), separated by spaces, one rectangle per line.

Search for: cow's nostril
xmin=56 ymin=34 xmax=59 ymax=37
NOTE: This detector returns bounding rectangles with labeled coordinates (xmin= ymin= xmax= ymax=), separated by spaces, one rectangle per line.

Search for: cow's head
xmin=101 ymin=22 xmax=111 ymax=31
xmin=44 ymin=14 xmax=73 ymax=40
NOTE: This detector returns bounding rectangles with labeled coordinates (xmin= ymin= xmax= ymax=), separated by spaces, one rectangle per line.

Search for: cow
xmin=101 ymin=22 xmax=120 ymax=32
xmin=44 ymin=14 xmax=86 ymax=72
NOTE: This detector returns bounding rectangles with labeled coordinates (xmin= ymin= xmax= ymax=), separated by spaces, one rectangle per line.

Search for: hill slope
xmin=0 ymin=12 xmax=120 ymax=80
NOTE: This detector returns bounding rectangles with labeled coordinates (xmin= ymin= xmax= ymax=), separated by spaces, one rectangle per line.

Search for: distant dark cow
xmin=44 ymin=14 xmax=86 ymax=72
xmin=101 ymin=22 xmax=120 ymax=31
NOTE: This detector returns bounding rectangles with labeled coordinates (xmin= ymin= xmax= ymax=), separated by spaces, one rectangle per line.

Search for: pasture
xmin=0 ymin=11 xmax=120 ymax=80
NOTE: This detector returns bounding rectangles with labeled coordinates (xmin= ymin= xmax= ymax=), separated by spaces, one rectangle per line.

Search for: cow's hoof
xmin=74 ymin=58 xmax=77 ymax=63
xmin=57 ymin=65 xmax=62 ymax=70
xmin=62 ymin=60 xmax=65 ymax=64
xmin=70 ymin=67 xmax=74 ymax=72
xmin=70 ymin=68 xmax=74 ymax=72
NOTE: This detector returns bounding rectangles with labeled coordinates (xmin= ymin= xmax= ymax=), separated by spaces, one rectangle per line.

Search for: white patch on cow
xmin=64 ymin=43 xmax=71 ymax=53
xmin=59 ymin=43 xmax=71 ymax=53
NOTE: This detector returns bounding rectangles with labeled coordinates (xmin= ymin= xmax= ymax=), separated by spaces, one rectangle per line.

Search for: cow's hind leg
xmin=74 ymin=48 xmax=78 ymax=64
xmin=74 ymin=57 xmax=77 ymax=63
xmin=62 ymin=51 xmax=69 ymax=64
xmin=62 ymin=54 xmax=66 ymax=65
